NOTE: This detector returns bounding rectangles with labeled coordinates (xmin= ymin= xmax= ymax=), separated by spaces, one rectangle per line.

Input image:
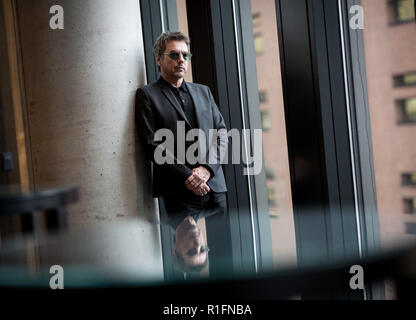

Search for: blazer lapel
xmin=159 ymin=84 xmax=191 ymax=127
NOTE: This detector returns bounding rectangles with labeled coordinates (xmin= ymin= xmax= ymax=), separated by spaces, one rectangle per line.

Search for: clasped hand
xmin=185 ymin=166 xmax=211 ymax=196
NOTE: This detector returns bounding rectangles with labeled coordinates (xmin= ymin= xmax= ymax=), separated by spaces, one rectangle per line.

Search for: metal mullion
xmin=341 ymin=0 xmax=384 ymax=300
xmin=236 ymin=0 xmax=273 ymax=273
xmin=337 ymin=0 xmax=363 ymax=260
xmin=231 ymin=0 xmax=258 ymax=274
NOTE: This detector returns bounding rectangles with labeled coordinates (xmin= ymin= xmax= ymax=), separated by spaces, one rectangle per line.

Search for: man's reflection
xmin=164 ymin=192 xmax=226 ymax=273
xmin=172 ymin=216 xmax=209 ymax=272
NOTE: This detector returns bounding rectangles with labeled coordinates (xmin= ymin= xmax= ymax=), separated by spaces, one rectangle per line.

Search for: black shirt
xmin=158 ymin=76 xmax=214 ymax=177
xmin=158 ymin=76 xmax=198 ymax=129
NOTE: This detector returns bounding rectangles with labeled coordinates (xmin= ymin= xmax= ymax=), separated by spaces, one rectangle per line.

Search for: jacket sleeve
xmin=202 ymin=87 xmax=228 ymax=178
xmin=135 ymin=87 xmax=193 ymax=182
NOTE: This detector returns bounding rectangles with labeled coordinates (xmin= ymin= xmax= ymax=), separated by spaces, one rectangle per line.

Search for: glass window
xmin=397 ymin=97 xmax=416 ymax=123
xmin=267 ymin=187 xmax=277 ymax=207
xmin=261 ymin=110 xmax=271 ymax=131
xmin=252 ymin=12 xmax=261 ymax=26
xmin=404 ymin=197 xmax=416 ymax=214
xmin=389 ymin=0 xmax=415 ymax=24
xmin=265 ymin=164 xmax=276 ymax=180
xmin=250 ymin=0 xmax=296 ymax=270
xmin=404 ymin=98 xmax=416 ymax=121
xmin=402 ymin=172 xmax=416 ymax=186
xmin=396 ymin=0 xmax=415 ymax=22
xmin=362 ymin=0 xmax=416 ymax=298
xmin=176 ymin=0 xmax=193 ymax=84
xmin=259 ymin=90 xmax=268 ymax=103
xmin=403 ymin=73 xmax=416 ymax=85
xmin=394 ymin=72 xmax=416 ymax=87
xmin=253 ymin=33 xmax=264 ymax=55
xmin=165 ymin=0 xmax=209 ymax=278
xmin=405 ymin=222 xmax=416 ymax=233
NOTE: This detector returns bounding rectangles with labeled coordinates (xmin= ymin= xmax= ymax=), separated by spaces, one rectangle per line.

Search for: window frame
xmin=402 ymin=173 xmax=416 ymax=186
xmin=393 ymin=71 xmax=416 ymax=87
xmin=140 ymin=0 xmax=273 ymax=279
xmin=404 ymin=197 xmax=416 ymax=214
xmin=274 ymin=0 xmax=384 ymax=299
xmin=397 ymin=97 xmax=416 ymax=124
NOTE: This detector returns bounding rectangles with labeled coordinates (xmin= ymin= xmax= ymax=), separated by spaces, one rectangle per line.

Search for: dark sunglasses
xmin=186 ymin=245 xmax=210 ymax=257
xmin=163 ymin=50 xmax=192 ymax=62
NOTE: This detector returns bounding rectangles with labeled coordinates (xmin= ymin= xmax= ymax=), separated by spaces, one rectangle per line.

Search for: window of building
xmin=405 ymin=222 xmax=416 ymax=234
xmin=362 ymin=0 xmax=416 ymax=298
xmin=394 ymin=72 xmax=416 ymax=87
xmin=252 ymin=12 xmax=261 ymax=26
xmin=402 ymin=173 xmax=416 ymax=186
xmin=265 ymin=165 xmax=275 ymax=180
xmin=253 ymin=33 xmax=264 ymax=55
xmin=267 ymin=186 xmax=277 ymax=207
xmin=259 ymin=90 xmax=268 ymax=103
xmin=261 ymin=110 xmax=271 ymax=131
xmin=404 ymin=197 xmax=416 ymax=214
xmin=250 ymin=0 xmax=295 ymax=272
xmin=389 ymin=0 xmax=415 ymax=24
xmin=397 ymin=97 xmax=416 ymax=123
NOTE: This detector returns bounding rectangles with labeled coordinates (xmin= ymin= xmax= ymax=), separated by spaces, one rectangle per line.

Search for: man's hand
xmin=185 ymin=166 xmax=211 ymax=196
xmin=190 ymin=182 xmax=210 ymax=196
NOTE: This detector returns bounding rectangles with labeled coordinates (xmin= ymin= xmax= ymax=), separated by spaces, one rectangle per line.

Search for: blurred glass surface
xmin=250 ymin=0 xmax=296 ymax=270
xmin=361 ymin=0 xmax=416 ymax=298
xmin=174 ymin=0 xmax=209 ymax=278
xmin=362 ymin=0 xmax=416 ymax=251
xmin=0 ymin=220 xmax=165 ymax=286
xmin=177 ymin=0 xmax=193 ymax=84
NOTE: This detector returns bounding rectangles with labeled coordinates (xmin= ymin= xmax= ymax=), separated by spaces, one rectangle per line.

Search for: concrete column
xmin=14 ymin=0 xmax=163 ymax=277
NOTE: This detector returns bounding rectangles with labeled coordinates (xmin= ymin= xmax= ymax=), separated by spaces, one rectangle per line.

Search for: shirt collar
xmin=158 ymin=76 xmax=187 ymax=92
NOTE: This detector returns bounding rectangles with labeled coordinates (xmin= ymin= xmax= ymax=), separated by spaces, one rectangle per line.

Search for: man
xmin=135 ymin=32 xmax=228 ymax=273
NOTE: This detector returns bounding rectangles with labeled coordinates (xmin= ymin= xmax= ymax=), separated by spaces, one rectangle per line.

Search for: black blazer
xmin=135 ymin=79 xmax=228 ymax=197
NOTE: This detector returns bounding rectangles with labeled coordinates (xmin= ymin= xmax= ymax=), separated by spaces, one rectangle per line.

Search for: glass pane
xmin=250 ymin=0 xmax=296 ymax=270
xmin=405 ymin=97 xmax=416 ymax=121
xmin=397 ymin=0 xmax=415 ymax=22
xmin=362 ymin=0 xmax=416 ymax=298
xmin=176 ymin=0 xmax=193 ymax=83
xmin=403 ymin=72 xmax=416 ymax=85
xmin=166 ymin=0 xmax=209 ymax=278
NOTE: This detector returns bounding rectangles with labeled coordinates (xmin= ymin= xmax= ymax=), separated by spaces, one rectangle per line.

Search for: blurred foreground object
xmin=0 ymin=219 xmax=164 ymax=286
xmin=0 ymin=185 xmax=79 ymax=271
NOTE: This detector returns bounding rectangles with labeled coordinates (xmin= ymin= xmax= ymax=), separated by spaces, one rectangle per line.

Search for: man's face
xmin=173 ymin=216 xmax=208 ymax=268
xmin=156 ymin=40 xmax=189 ymax=81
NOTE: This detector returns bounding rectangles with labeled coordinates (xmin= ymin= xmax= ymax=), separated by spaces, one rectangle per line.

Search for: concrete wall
xmin=15 ymin=0 xmax=163 ymax=277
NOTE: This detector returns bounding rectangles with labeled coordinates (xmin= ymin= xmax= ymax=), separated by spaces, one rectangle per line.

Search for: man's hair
xmin=152 ymin=31 xmax=190 ymax=57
